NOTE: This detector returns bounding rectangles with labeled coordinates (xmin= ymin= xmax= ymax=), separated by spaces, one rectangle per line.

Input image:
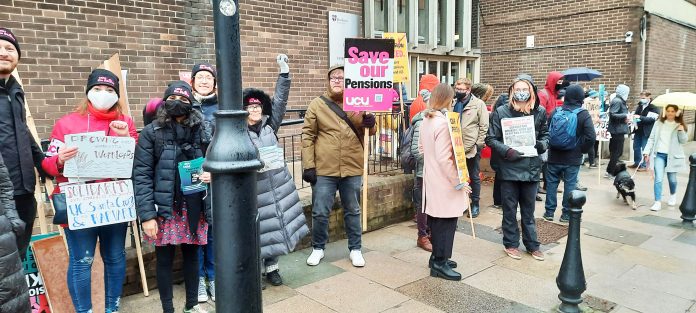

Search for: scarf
xmin=87 ymin=102 xmax=121 ymax=121
xmin=170 ymin=121 xmax=206 ymax=236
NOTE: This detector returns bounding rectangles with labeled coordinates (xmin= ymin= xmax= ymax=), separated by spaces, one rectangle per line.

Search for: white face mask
xmin=87 ymin=89 xmax=118 ymax=111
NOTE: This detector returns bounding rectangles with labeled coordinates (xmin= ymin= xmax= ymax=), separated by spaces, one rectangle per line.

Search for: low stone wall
xmin=122 ymin=172 xmax=415 ymax=296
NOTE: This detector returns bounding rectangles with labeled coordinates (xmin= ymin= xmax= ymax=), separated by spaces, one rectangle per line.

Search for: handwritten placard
xmin=382 ymin=33 xmax=409 ymax=83
xmin=447 ymin=112 xmax=470 ymax=184
xmin=257 ymin=146 xmax=286 ymax=173
xmin=343 ymin=38 xmax=395 ymax=112
xmin=64 ymin=180 xmax=136 ymax=230
xmin=63 ymin=133 xmax=136 ymax=178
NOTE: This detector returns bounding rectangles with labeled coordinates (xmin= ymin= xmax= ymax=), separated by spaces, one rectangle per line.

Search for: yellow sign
xmin=383 ymin=32 xmax=409 ymax=83
xmin=447 ymin=112 xmax=470 ymax=184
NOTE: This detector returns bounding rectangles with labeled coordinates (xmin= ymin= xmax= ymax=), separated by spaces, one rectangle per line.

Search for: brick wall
xmin=2 ymin=0 xmax=362 ymax=139
xmin=478 ymin=0 xmax=644 ymax=106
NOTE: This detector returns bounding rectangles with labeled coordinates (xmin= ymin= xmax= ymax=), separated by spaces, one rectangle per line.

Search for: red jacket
xmin=42 ymin=111 xmax=138 ymax=194
xmin=538 ymin=71 xmax=564 ymax=118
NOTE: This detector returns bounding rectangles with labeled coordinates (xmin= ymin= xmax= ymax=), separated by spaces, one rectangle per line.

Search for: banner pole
xmin=467 ymin=201 xmax=476 ymax=239
xmin=131 ymin=221 xmax=149 ymax=297
xmin=362 ymin=129 xmax=369 ymax=232
xmin=598 ymin=141 xmax=602 ymax=185
xmin=399 ymin=82 xmax=405 ymax=114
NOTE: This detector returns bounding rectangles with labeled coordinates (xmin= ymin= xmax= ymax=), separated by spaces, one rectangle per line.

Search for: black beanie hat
xmin=191 ymin=63 xmax=217 ymax=80
xmin=163 ymin=81 xmax=194 ymax=103
xmin=86 ymin=69 xmax=120 ymax=97
xmin=0 ymin=28 xmax=21 ymax=59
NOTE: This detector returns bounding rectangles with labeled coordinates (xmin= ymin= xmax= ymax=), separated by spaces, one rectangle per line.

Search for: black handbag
xmin=52 ymin=193 xmax=68 ymax=225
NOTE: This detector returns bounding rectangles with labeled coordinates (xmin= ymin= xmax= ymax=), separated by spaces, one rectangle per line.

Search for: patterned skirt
xmin=144 ymin=203 xmax=208 ymax=246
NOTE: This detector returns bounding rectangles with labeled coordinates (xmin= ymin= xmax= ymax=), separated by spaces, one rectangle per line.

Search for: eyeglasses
xmin=329 ymin=77 xmax=344 ymax=82
xmin=195 ymin=75 xmax=215 ymax=82
xmin=246 ymin=104 xmax=262 ymax=111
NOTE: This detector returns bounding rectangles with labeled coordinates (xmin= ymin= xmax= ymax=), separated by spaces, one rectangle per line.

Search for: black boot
xmin=266 ymin=270 xmax=283 ymax=286
xmin=430 ymin=258 xmax=462 ymax=281
xmin=468 ymin=201 xmax=480 ymax=218
xmin=428 ymin=255 xmax=457 ymax=268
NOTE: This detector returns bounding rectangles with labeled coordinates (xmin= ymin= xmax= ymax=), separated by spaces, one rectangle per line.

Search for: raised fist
xmin=277 ymin=54 xmax=289 ymax=74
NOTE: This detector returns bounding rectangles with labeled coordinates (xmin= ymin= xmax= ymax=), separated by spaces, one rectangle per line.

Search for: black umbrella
xmin=563 ymin=67 xmax=603 ymax=81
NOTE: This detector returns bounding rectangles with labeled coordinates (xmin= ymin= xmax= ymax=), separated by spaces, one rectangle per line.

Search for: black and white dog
xmin=612 ymin=162 xmax=637 ymax=209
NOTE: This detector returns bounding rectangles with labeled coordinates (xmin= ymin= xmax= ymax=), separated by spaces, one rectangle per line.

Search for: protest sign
xmin=343 ymin=38 xmax=395 ymax=112
xmin=63 ymin=133 xmax=136 ymax=179
xmin=447 ymin=112 xmax=470 ymax=184
xmin=24 ymin=233 xmax=59 ymax=313
xmin=64 ymin=180 xmax=136 ymax=230
xmin=178 ymin=157 xmax=208 ymax=195
xmin=257 ymin=146 xmax=286 ymax=173
xmin=595 ymin=113 xmax=611 ymax=142
xmin=382 ymin=33 xmax=409 ymax=83
xmin=179 ymin=71 xmax=192 ymax=85
xmin=501 ymin=116 xmax=538 ymax=157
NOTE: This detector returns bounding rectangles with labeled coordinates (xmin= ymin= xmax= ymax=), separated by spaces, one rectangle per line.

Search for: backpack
xmin=548 ymin=107 xmax=584 ymax=150
xmin=400 ymin=125 xmax=416 ymax=174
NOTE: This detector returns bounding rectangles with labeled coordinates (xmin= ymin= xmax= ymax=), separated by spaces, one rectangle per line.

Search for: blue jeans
xmin=198 ymin=225 xmax=215 ymax=280
xmin=633 ymin=133 xmax=648 ymax=168
xmin=311 ymin=176 xmax=362 ymax=251
xmin=64 ymin=223 xmax=128 ymax=313
xmin=544 ymin=164 xmax=580 ymax=216
xmin=653 ymin=153 xmax=678 ymax=201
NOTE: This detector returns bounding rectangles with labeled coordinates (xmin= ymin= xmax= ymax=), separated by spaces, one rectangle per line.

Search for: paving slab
xmin=391 ymin=246 xmax=495 ymax=280
xmin=262 ymin=284 xmax=299 ymax=306
xmin=617 ymin=265 xmax=696 ymax=300
xmin=586 ymin=273 xmax=694 ymax=313
xmin=119 ymin=283 xmax=216 ymax=313
xmin=610 ymin=306 xmax=641 ymax=313
xmin=296 ymin=272 xmax=410 ymax=313
xmin=463 ymin=265 xmax=560 ymax=311
xmin=279 ymin=249 xmax=345 ymax=289
xmin=362 ymin=229 xmax=419 ymax=255
xmin=397 ymin=277 xmax=541 ymax=313
xmin=674 ymin=231 xmax=696 ymax=247
xmin=493 ymin=249 xmax=562 ymax=280
xmin=639 ymin=236 xmax=696 ymax=263
xmin=600 ymin=217 xmax=686 ymax=240
xmin=381 ymin=299 xmax=445 ymax=313
xmin=582 ymin=221 xmax=652 ymax=246
xmin=452 ymin=231 xmax=509 ymax=263
xmin=381 ymin=222 xmax=420 ymax=239
xmin=331 ymin=251 xmax=429 ymax=289
xmin=609 ymin=245 xmax=696 ymax=279
xmin=264 ymin=294 xmax=336 ymax=313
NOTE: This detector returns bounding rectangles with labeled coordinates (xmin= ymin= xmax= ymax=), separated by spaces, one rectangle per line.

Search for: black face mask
xmin=164 ymin=99 xmax=192 ymax=117
xmin=455 ymin=92 xmax=468 ymax=101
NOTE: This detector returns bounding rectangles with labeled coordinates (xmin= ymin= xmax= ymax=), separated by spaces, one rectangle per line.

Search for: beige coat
xmin=460 ymin=96 xmax=489 ymax=158
xmin=301 ymin=93 xmax=377 ymax=177
xmin=419 ymin=111 xmax=469 ymax=218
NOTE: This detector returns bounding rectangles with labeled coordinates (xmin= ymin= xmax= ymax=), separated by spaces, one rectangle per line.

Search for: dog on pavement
xmin=611 ymin=162 xmax=637 ymax=209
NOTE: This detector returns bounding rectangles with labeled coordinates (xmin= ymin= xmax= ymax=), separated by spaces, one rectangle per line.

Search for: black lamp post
xmin=204 ymin=0 xmax=264 ymax=312
xmin=678 ymin=153 xmax=696 ymax=225
xmin=556 ymin=190 xmax=587 ymax=313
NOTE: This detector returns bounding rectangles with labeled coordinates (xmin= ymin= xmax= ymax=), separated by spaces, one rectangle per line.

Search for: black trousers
xmin=501 ymin=181 xmax=540 ymax=251
xmin=607 ymin=136 xmax=625 ymax=175
xmin=15 ymin=193 xmax=37 ymax=257
xmin=466 ymin=152 xmax=481 ymax=203
xmin=427 ymin=216 xmax=458 ymax=260
xmin=156 ymin=244 xmax=200 ymax=313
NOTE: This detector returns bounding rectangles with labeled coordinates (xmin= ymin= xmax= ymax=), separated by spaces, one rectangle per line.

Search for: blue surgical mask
xmin=639 ymin=99 xmax=649 ymax=105
xmin=513 ymin=90 xmax=531 ymax=102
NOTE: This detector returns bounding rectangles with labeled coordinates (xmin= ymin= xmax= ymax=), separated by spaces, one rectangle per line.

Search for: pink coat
xmin=419 ymin=111 xmax=468 ymax=218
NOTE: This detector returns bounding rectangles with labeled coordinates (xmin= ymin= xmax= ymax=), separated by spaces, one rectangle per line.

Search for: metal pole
xmin=678 ymin=153 xmax=696 ymax=225
xmin=556 ymin=190 xmax=587 ymax=313
xmin=204 ymin=0 xmax=263 ymax=312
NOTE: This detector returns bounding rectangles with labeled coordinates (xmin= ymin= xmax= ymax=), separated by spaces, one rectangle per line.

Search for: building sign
xmin=343 ymin=38 xmax=395 ymax=112
xmin=328 ymin=11 xmax=360 ymax=66
xmin=382 ymin=33 xmax=409 ymax=83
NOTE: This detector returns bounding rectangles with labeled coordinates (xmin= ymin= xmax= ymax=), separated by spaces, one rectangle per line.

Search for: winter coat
xmin=419 ymin=110 xmax=468 ymax=218
xmin=454 ymin=95 xmax=489 ymax=158
xmin=538 ymin=71 xmax=564 ymax=118
xmin=301 ymin=93 xmax=377 ymax=177
xmin=608 ymin=97 xmax=629 ymax=135
xmin=643 ymin=120 xmax=688 ymax=173
xmin=486 ymin=102 xmax=549 ymax=182
xmin=633 ymin=101 xmax=659 ymax=138
xmin=547 ymin=85 xmax=596 ymax=166
xmin=193 ymin=93 xmax=218 ymax=144
xmin=0 ymin=75 xmax=45 ymax=195
xmin=133 ymin=109 xmax=212 ymax=224
xmin=42 ymin=110 xmax=139 ymax=193
xmin=245 ymin=78 xmax=309 ymax=259
xmin=410 ymin=111 xmax=425 ymax=177
xmin=0 ymin=152 xmax=30 ymax=313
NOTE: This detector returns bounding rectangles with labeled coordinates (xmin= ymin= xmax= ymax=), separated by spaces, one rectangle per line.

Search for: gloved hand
xmin=362 ymin=114 xmax=376 ymax=128
xmin=505 ymin=148 xmax=524 ymax=162
xmin=534 ymin=141 xmax=546 ymax=154
xmin=277 ymin=54 xmax=289 ymax=74
xmin=302 ymin=168 xmax=317 ymax=185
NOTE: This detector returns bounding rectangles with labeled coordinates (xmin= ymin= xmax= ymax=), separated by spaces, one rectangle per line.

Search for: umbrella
xmin=562 ymin=67 xmax=603 ymax=81
xmin=651 ymin=92 xmax=696 ymax=110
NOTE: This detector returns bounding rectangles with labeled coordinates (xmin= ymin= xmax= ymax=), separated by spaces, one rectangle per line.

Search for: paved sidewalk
xmin=122 ymin=143 xmax=696 ymax=313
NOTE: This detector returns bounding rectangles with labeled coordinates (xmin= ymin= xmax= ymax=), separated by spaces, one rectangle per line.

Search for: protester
xmin=0 ymin=27 xmax=46 ymax=257
xmin=538 ymin=71 xmax=567 ymax=118
xmin=243 ymin=55 xmax=309 ymax=287
xmin=606 ymin=84 xmax=630 ymax=178
xmin=486 ymin=76 xmax=548 ymax=261
xmin=643 ymin=104 xmax=688 ymax=211
xmin=143 ymin=98 xmax=163 ymax=126
xmin=582 ymin=90 xmax=600 ymax=168
xmin=453 ymin=78 xmax=489 ymax=218
xmin=471 ymin=83 xmax=494 ymax=103
xmin=42 ymin=69 xmax=138 ymax=313
xmin=134 ymin=81 xmax=211 ymax=313
xmin=543 ymin=85 xmax=596 ymax=222
xmin=301 ymin=65 xmax=377 ymax=267
xmin=420 ymin=83 xmax=471 ymax=281
xmin=630 ymin=90 xmax=658 ymax=171
xmin=409 ymin=74 xmax=439 ymax=121
xmin=188 ymin=62 xmax=218 ymax=302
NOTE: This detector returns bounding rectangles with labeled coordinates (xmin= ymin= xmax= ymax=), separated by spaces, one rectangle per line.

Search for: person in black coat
xmin=629 ymin=90 xmax=659 ymax=170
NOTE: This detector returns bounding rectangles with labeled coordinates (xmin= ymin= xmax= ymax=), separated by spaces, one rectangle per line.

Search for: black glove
xmin=505 ymin=148 xmax=524 ymax=162
xmin=362 ymin=114 xmax=376 ymax=128
xmin=534 ymin=141 xmax=546 ymax=154
xmin=302 ymin=168 xmax=317 ymax=185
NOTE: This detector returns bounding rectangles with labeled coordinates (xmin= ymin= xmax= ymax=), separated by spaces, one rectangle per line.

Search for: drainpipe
xmin=640 ymin=13 xmax=647 ymax=92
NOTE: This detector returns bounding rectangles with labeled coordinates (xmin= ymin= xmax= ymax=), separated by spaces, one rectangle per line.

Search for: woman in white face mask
xmin=41 ymin=69 xmax=138 ymax=313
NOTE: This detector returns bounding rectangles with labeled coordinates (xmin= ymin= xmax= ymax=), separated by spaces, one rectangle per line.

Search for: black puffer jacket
xmin=0 ymin=153 xmax=30 ymax=313
xmin=133 ymin=109 xmax=212 ymax=223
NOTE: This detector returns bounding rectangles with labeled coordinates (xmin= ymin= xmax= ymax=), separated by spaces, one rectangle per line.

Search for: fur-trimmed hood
xmin=243 ymin=88 xmax=272 ymax=117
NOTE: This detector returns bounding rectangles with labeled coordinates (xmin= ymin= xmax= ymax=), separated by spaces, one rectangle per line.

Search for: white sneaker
xmin=209 ymin=280 xmax=215 ymax=302
xmin=349 ymin=250 xmax=365 ymax=267
xmin=668 ymin=195 xmax=677 ymax=206
xmin=197 ymin=277 xmax=208 ymax=302
xmin=650 ymin=201 xmax=662 ymax=211
xmin=306 ymin=249 xmax=324 ymax=266
xmin=184 ymin=304 xmax=208 ymax=313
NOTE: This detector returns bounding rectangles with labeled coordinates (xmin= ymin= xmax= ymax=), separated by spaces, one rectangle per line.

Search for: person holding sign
xmin=302 ymin=64 xmax=377 ymax=268
xmin=486 ymin=76 xmax=548 ymax=261
xmin=419 ymin=83 xmax=472 ymax=281
xmin=242 ymin=55 xmax=309 ymax=287
xmin=41 ymin=69 xmax=138 ymax=313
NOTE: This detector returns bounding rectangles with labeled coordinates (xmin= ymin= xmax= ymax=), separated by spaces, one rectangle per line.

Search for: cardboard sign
xmin=343 ymin=38 xmax=395 ymax=112
xmin=595 ymin=113 xmax=612 ymax=142
xmin=501 ymin=116 xmax=538 ymax=157
xmin=382 ymin=33 xmax=409 ymax=83
xmin=178 ymin=157 xmax=208 ymax=195
xmin=179 ymin=71 xmax=192 ymax=85
xmin=24 ymin=233 xmax=60 ymax=313
xmin=447 ymin=112 xmax=470 ymax=184
xmin=63 ymin=133 xmax=136 ymax=179
xmin=64 ymin=180 xmax=136 ymax=230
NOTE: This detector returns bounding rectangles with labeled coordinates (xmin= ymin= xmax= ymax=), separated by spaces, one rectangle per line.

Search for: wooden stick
xmin=362 ymin=129 xmax=369 ymax=232
xmin=398 ymin=82 xmax=405 ymax=115
xmin=131 ymin=221 xmax=150 ymax=297
xmin=34 ymin=184 xmax=48 ymax=234
xmin=598 ymin=140 xmax=602 ymax=185
xmin=467 ymin=201 xmax=476 ymax=239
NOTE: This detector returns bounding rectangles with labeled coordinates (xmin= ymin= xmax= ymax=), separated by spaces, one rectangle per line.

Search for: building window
xmin=397 ymin=0 xmax=409 ymax=34
xmin=471 ymin=0 xmax=479 ymax=48
xmin=465 ymin=59 xmax=475 ymax=80
xmin=373 ymin=0 xmax=388 ymax=36
xmin=437 ymin=0 xmax=447 ymax=45
xmin=418 ymin=0 xmax=430 ymax=44
xmin=455 ymin=0 xmax=463 ymax=47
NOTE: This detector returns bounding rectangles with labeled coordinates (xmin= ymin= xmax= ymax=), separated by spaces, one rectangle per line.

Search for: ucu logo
xmin=97 ymin=76 xmax=114 ymax=84
xmin=345 ymin=96 xmax=370 ymax=106
xmin=173 ymin=88 xmax=190 ymax=97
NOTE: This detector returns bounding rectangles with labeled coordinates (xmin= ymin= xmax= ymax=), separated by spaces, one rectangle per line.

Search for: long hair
xmin=660 ymin=104 xmax=687 ymax=130
xmin=426 ymin=83 xmax=455 ymax=118
xmin=508 ymin=79 xmax=536 ymax=114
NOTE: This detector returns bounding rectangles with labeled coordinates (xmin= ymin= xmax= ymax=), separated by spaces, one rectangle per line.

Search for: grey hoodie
xmin=608 ymin=84 xmax=630 ymax=135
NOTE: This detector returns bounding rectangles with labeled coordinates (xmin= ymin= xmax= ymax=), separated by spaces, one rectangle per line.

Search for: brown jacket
xmin=302 ymin=93 xmax=377 ymax=177
xmin=460 ymin=96 xmax=490 ymax=158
